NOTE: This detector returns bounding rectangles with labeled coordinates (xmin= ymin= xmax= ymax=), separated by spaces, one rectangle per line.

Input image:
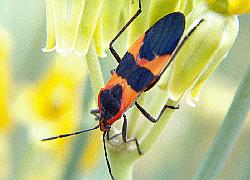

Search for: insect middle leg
xmin=109 ymin=0 xmax=142 ymax=63
xmin=135 ymin=101 xmax=179 ymax=123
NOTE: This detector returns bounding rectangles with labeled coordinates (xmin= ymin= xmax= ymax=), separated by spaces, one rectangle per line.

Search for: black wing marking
xmin=139 ymin=12 xmax=185 ymax=61
xmin=116 ymin=53 xmax=155 ymax=92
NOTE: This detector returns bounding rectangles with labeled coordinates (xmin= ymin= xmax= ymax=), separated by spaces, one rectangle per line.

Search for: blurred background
xmin=0 ymin=0 xmax=249 ymax=180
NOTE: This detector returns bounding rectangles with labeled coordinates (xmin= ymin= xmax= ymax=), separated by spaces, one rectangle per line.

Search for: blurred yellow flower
xmin=0 ymin=27 xmax=12 ymax=131
xmin=228 ymin=0 xmax=250 ymax=14
xmin=0 ymin=26 xmax=12 ymax=180
xmin=206 ymin=0 xmax=250 ymax=14
xmin=15 ymin=54 xmax=86 ymax=149
xmin=80 ymin=130 xmax=102 ymax=173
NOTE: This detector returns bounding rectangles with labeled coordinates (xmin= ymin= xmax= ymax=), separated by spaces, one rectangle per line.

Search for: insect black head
xmin=99 ymin=117 xmax=111 ymax=132
xmin=99 ymin=84 xmax=123 ymax=120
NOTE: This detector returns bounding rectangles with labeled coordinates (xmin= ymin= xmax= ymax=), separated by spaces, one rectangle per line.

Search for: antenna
xmin=103 ymin=132 xmax=115 ymax=180
xmin=41 ymin=125 xmax=99 ymax=141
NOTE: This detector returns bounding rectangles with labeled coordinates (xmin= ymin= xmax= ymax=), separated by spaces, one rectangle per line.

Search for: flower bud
xmin=43 ymin=0 xmax=104 ymax=56
xmin=166 ymin=3 xmax=239 ymax=105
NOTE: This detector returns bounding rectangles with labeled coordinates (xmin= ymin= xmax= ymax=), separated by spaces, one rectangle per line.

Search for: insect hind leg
xmin=135 ymin=101 xmax=179 ymax=123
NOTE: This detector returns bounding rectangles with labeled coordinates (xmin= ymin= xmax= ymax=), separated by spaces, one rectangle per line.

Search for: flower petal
xmin=74 ymin=0 xmax=104 ymax=56
xmin=43 ymin=0 xmax=56 ymax=52
xmin=93 ymin=17 xmax=107 ymax=58
xmin=53 ymin=0 xmax=86 ymax=54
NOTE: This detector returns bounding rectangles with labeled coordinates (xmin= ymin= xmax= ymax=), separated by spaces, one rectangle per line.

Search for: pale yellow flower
xmin=164 ymin=2 xmax=239 ymax=106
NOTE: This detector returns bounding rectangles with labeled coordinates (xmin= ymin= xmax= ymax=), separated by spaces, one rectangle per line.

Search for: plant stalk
xmin=86 ymin=41 xmax=104 ymax=98
xmin=194 ymin=64 xmax=250 ymax=180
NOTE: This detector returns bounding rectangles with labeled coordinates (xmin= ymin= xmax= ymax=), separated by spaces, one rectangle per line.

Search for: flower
xmin=43 ymin=0 xmax=105 ymax=56
xmin=0 ymin=27 xmax=12 ymax=131
xmin=15 ymin=54 xmax=86 ymax=149
xmin=227 ymin=0 xmax=250 ymax=14
xmin=0 ymin=26 xmax=12 ymax=180
xmin=166 ymin=2 xmax=239 ymax=106
xmin=206 ymin=0 xmax=250 ymax=15
xmin=80 ymin=130 xmax=103 ymax=173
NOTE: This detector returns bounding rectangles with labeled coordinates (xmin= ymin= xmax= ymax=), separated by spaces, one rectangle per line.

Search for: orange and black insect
xmin=42 ymin=0 xmax=203 ymax=179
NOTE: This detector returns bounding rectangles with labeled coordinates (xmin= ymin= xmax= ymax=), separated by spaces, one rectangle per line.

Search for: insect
xmin=42 ymin=0 xmax=203 ymax=179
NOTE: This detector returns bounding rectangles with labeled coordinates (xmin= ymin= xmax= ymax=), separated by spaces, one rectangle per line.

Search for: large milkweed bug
xmin=42 ymin=0 xmax=204 ymax=179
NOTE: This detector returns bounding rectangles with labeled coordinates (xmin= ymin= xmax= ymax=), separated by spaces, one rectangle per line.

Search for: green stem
xmin=140 ymin=98 xmax=178 ymax=153
xmin=127 ymin=94 xmax=147 ymax=137
xmin=108 ymin=149 xmax=138 ymax=180
xmin=62 ymin=41 xmax=104 ymax=179
xmin=62 ymin=78 xmax=94 ymax=180
xmin=86 ymin=41 xmax=104 ymax=98
xmin=194 ymin=64 xmax=250 ymax=180
xmin=111 ymin=158 xmax=134 ymax=180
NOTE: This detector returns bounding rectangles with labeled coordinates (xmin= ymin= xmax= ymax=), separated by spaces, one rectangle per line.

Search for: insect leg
xmin=135 ymin=101 xmax=179 ymax=123
xmin=90 ymin=109 xmax=100 ymax=120
xmin=122 ymin=114 xmax=143 ymax=155
xmin=110 ymin=69 xmax=115 ymax=75
xmin=159 ymin=19 xmax=204 ymax=77
xmin=90 ymin=109 xmax=99 ymax=115
xmin=109 ymin=0 xmax=142 ymax=63
xmin=107 ymin=131 xmax=122 ymax=141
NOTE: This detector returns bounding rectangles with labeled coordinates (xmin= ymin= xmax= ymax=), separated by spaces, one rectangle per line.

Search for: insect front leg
xmin=135 ymin=101 xmax=179 ymax=123
xmin=106 ymin=115 xmax=143 ymax=155
xmin=110 ymin=69 xmax=115 ymax=75
xmin=122 ymin=114 xmax=143 ymax=155
xmin=109 ymin=0 xmax=142 ymax=63
xmin=90 ymin=109 xmax=101 ymax=120
xmin=107 ymin=131 xmax=122 ymax=141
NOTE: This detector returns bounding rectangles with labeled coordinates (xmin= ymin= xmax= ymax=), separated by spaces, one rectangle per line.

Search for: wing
xmin=116 ymin=12 xmax=185 ymax=92
xmin=138 ymin=12 xmax=185 ymax=61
